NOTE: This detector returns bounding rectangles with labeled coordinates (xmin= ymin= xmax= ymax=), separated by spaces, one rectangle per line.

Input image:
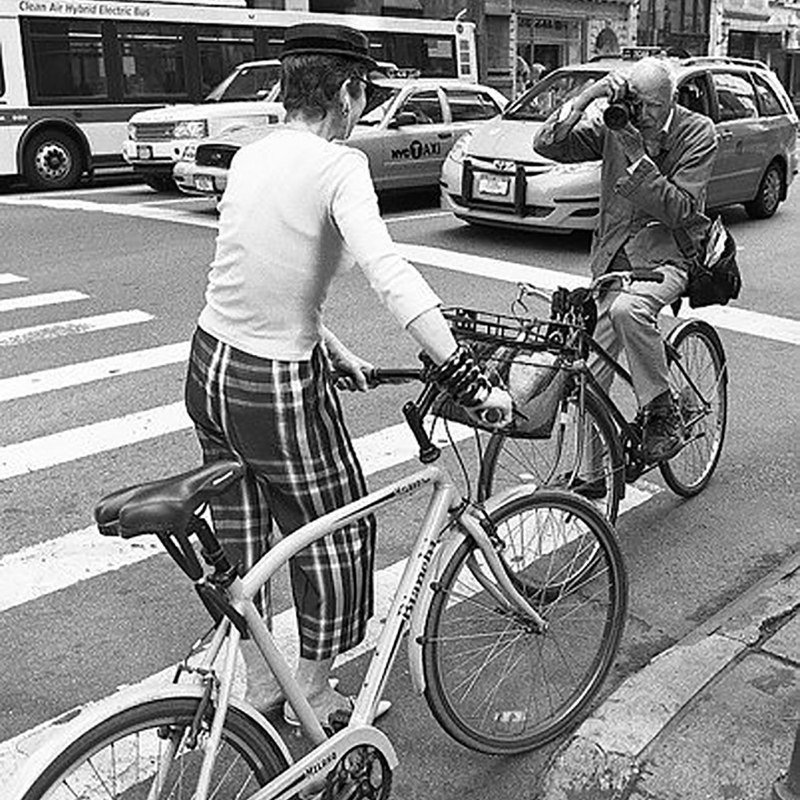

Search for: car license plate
xmin=136 ymin=145 xmax=153 ymax=160
xmin=195 ymin=175 xmax=215 ymax=193
xmin=476 ymin=174 xmax=511 ymax=197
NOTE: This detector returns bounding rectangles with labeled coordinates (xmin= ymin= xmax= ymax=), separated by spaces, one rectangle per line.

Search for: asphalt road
xmin=0 ymin=178 xmax=797 ymax=798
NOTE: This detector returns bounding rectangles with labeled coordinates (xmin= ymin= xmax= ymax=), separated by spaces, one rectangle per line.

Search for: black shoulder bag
xmin=673 ymin=217 xmax=742 ymax=309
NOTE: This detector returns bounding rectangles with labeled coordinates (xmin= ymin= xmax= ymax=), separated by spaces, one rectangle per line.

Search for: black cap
xmin=280 ymin=23 xmax=378 ymax=69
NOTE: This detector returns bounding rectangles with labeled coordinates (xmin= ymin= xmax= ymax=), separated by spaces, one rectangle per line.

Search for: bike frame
xmin=184 ymin=465 xmax=545 ymax=800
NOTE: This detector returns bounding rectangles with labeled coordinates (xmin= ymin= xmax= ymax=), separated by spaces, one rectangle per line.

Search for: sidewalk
xmin=539 ymin=548 xmax=800 ymax=800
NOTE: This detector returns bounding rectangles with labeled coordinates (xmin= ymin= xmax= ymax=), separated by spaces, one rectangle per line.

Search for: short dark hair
xmin=280 ymin=54 xmax=364 ymax=120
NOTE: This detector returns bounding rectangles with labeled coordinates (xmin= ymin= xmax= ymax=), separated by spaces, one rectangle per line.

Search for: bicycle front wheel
xmin=18 ymin=695 xmax=289 ymax=800
xmin=479 ymin=386 xmax=624 ymax=523
xmin=661 ymin=319 xmax=728 ymax=496
xmin=421 ymin=489 xmax=628 ymax=755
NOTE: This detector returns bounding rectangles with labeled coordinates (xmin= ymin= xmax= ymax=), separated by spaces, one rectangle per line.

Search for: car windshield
xmin=357 ymin=87 xmax=402 ymax=126
xmin=504 ymin=70 xmax=608 ymax=121
xmin=204 ymin=64 xmax=281 ymax=103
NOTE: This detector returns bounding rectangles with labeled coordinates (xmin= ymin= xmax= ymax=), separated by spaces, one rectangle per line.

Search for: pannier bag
xmin=433 ymin=307 xmax=572 ymax=439
xmin=675 ymin=217 xmax=742 ymax=309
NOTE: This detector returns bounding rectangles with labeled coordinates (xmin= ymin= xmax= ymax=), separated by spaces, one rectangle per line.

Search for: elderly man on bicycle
xmin=534 ymin=57 xmax=717 ymax=462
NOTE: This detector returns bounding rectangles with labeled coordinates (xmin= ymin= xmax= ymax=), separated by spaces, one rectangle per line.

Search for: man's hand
xmin=609 ymin=122 xmax=647 ymax=166
xmin=323 ymin=328 xmax=373 ymax=392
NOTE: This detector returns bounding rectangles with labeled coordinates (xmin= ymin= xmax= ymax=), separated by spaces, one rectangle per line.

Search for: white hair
xmin=631 ymin=57 xmax=677 ymax=97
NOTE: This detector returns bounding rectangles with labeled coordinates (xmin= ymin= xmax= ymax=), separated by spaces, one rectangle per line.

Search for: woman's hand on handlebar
xmin=468 ymin=385 xmax=514 ymax=429
xmin=330 ymin=354 xmax=374 ymax=392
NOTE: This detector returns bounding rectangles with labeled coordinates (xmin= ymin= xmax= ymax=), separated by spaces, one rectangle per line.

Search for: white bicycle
xmin=11 ymin=364 xmax=628 ymax=800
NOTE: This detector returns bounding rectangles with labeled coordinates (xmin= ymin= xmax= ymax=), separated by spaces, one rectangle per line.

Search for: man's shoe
xmin=643 ymin=405 xmax=683 ymax=462
xmin=554 ymin=473 xmax=608 ymax=500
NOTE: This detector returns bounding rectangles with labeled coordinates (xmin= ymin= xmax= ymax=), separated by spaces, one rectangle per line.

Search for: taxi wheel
xmin=744 ymin=161 xmax=783 ymax=219
xmin=23 ymin=129 xmax=83 ymax=191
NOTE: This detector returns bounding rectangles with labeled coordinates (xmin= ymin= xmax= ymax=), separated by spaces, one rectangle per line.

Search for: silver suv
xmin=440 ymin=56 xmax=799 ymax=231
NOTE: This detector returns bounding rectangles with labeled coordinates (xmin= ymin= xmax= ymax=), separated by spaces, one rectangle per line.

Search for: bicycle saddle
xmin=94 ymin=460 xmax=244 ymax=539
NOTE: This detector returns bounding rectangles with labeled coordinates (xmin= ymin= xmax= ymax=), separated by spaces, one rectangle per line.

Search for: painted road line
xmin=0 ymin=310 xmax=153 ymax=348
xmin=398 ymin=243 xmax=800 ymax=346
xmin=0 ymin=290 xmax=89 ymax=314
xmin=0 ymin=273 xmax=27 ymax=285
xmin=0 ymin=419 xmax=474 ymax=610
xmin=2 ymin=194 xmax=799 ymax=346
xmin=0 ymin=341 xmax=189 ymax=403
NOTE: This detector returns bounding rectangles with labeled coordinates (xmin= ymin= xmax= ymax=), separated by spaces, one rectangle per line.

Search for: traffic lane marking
xmin=2 ymin=194 xmax=795 ymax=344
xmin=397 ymin=243 xmax=800 ymax=346
xmin=0 ymin=290 xmax=89 ymax=314
xmin=0 ymin=310 xmax=153 ymax=348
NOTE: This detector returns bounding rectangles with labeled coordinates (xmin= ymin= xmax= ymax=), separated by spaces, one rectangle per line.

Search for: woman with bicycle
xmin=184 ymin=22 xmax=511 ymax=729
xmin=534 ymin=57 xmax=717 ymax=463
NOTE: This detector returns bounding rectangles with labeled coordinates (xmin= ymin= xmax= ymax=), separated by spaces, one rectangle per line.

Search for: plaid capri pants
xmin=184 ymin=327 xmax=375 ymax=660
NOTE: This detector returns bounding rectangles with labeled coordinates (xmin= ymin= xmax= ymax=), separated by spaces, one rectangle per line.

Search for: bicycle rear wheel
xmin=421 ymin=489 xmax=628 ymax=755
xmin=479 ymin=386 xmax=624 ymax=523
xmin=18 ymin=695 xmax=289 ymax=800
xmin=660 ymin=319 xmax=728 ymax=496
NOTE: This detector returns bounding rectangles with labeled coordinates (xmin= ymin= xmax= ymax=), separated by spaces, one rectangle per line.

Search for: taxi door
xmin=377 ymin=88 xmax=450 ymax=190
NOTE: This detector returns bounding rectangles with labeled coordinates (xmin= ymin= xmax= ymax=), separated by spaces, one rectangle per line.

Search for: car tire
xmin=143 ymin=174 xmax=177 ymax=192
xmin=23 ymin=129 xmax=84 ymax=191
xmin=744 ymin=161 xmax=783 ymax=219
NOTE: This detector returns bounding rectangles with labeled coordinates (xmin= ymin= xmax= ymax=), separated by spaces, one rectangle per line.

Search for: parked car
xmin=172 ymin=78 xmax=508 ymax=197
xmin=440 ymin=55 xmax=799 ymax=231
xmin=123 ymin=60 xmax=284 ymax=191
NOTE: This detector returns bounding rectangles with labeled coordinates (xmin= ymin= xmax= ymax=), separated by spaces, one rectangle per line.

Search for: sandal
xmin=247 ymin=677 xmax=339 ymax=716
xmin=283 ymin=691 xmax=391 ymax=728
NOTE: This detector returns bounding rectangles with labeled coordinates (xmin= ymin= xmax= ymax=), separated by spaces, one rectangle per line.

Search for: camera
xmin=603 ymin=85 xmax=643 ymax=130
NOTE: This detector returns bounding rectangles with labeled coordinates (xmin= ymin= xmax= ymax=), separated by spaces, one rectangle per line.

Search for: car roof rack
xmin=681 ymin=55 xmax=770 ymax=70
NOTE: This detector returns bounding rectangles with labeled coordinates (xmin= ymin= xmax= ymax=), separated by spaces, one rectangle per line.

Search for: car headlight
xmin=127 ymin=122 xmax=137 ymax=140
xmin=180 ymin=144 xmax=197 ymax=162
xmin=448 ymin=132 xmax=474 ymax=164
xmin=173 ymin=120 xmax=208 ymax=139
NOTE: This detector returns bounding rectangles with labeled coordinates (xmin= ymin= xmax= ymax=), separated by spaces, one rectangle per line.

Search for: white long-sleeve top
xmin=198 ymin=127 xmax=442 ymax=360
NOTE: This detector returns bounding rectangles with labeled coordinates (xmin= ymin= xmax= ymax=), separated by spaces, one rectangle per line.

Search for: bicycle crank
xmin=300 ymin=745 xmax=393 ymax=800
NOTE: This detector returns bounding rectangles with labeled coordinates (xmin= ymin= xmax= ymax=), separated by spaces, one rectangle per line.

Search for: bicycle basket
xmin=435 ymin=307 xmax=571 ymax=439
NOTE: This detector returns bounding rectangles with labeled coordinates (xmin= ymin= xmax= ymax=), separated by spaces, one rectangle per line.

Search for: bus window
xmin=0 ymin=45 xmax=4 ymax=98
xmin=24 ymin=19 xmax=108 ymax=102
xmin=119 ymin=22 xmax=185 ymax=99
xmin=197 ymin=26 xmax=255 ymax=97
xmin=368 ymin=31 xmax=457 ymax=79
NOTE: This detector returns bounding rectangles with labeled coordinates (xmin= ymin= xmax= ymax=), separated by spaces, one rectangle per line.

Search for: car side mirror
xmin=389 ymin=111 xmax=419 ymax=129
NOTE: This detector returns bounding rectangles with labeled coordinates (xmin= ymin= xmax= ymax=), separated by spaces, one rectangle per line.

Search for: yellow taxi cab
xmin=440 ymin=56 xmax=798 ymax=231
xmin=172 ymin=77 xmax=507 ymax=197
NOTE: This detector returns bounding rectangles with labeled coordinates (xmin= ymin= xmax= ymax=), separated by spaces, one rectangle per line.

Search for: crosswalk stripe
xmin=0 ymin=273 xmax=28 ymax=285
xmin=0 ymin=341 xmax=189 ymax=403
xmin=398 ymin=243 xmax=800 ymax=346
xmin=0 ymin=290 xmax=89 ymax=313
xmin=0 ymin=310 xmax=153 ymax=348
xmin=0 ymin=418 xmax=469 ymax=611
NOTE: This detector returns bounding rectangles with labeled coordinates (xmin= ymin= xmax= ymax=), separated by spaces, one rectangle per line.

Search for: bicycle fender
xmin=407 ymin=484 xmax=543 ymax=695
xmin=6 ymin=683 xmax=293 ymax=800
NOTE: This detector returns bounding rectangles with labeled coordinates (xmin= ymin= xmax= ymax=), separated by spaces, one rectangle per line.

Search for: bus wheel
xmin=24 ymin=129 xmax=83 ymax=191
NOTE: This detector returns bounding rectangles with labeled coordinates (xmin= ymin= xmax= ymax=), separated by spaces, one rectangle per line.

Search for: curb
xmin=538 ymin=548 xmax=800 ymax=800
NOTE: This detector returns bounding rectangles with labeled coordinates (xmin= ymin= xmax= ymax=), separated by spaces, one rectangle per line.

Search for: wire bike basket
xmin=437 ymin=306 xmax=579 ymax=439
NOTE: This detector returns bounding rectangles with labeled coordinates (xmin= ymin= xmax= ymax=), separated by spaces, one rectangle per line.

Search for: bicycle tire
xmin=421 ymin=489 xmax=628 ymax=755
xmin=660 ymin=319 xmax=728 ymax=497
xmin=18 ymin=694 xmax=289 ymax=800
xmin=479 ymin=386 xmax=624 ymax=523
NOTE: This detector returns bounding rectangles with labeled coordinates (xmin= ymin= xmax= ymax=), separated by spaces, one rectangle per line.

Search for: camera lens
xmin=603 ymin=103 xmax=629 ymax=130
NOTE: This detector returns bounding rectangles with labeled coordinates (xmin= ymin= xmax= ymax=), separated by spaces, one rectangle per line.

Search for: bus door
xmin=381 ymin=87 xmax=448 ymax=188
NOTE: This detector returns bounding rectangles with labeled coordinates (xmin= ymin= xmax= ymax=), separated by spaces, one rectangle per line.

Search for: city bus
xmin=0 ymin=0 xmax=477 ymax=190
